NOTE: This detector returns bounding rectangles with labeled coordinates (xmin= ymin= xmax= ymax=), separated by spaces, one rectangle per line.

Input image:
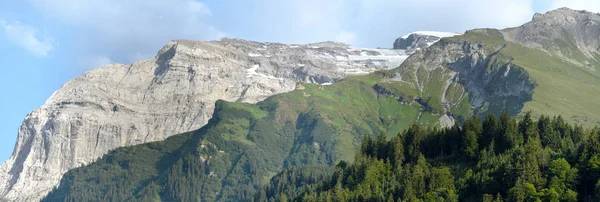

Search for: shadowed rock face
xmin=0 ymin=38 xmax=417 ymax=201
xmin=444 ymin=42 xmax=536 ymax=117
xmin=394 ymin=36 xmax=536 ymax=125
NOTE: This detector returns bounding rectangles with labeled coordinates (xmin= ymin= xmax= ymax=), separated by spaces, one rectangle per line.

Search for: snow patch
xmin=247 ymin=64 xmax=284 ymax=80
xmin=334 ymin=55 xmax=348 ymax=60
xmin=342 ymin=68 xmax=372 ymax=75
xmin=247 ymin=64 xmax=260 ymax=76
xmin=504 ymin=65 xmax=511 ymax=77
xmin=345 ymin=48 xmax=408 ymax=61
xmin=342 ymin=48 xmax=410 ymax=70
xmin=248 ymin=53 xmax=262 ymax=57
xmin=401 ymin=31 xmax=460 ymax=39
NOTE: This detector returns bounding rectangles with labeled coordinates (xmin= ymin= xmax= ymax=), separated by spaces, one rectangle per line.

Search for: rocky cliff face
xmin=0 ymin=37 xmax=422 ymax=201
xmin=441 ymin=36 xmax=536 ymax=116
xmin=394 ymin=29 xmax=536 ymax=122
xmin=388 ymin=8 xmax=600 ymax=127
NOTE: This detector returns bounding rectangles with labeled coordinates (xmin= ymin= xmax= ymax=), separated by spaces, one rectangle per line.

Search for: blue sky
xmin=0 ymin=0 xmax=596 ymax=162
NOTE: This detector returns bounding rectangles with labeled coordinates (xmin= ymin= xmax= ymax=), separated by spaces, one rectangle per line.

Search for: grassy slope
xmin=454 ymin=29 xmax=600 ymax=126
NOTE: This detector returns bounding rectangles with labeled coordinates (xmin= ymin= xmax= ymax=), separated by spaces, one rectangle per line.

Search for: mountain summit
xmin=504 ymin=7 xmax=600 ymax=65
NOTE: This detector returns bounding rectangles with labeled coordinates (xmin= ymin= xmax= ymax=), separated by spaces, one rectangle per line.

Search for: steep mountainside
xmin=0 ymin=37 xmax=430 ymax=201
xmin=43 ymin=75 xmax=454 ymax=202
xmin=498 ymin=8 xmax=600 ymax=124
xmin=394 ymin=8 xmax=600 ymax=125
xmin=41 ymin=8 xmax=600 ymax=202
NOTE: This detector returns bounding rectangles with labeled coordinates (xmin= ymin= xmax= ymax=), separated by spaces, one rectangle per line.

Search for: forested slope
xmin=296 ymin=113 xmax=598 ymax=201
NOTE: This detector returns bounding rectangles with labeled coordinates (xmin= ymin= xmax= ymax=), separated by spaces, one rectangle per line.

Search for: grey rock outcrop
xmin=393 ymin=31 xmax=459 ymax=52
xmin=0 ymin=38 xmax=415 ymax=201
xmin=502 ymin=7 xmax=600 ymax=65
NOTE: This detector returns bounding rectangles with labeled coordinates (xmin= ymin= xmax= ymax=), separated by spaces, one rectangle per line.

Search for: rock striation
xmin=397 ymin=33 xmax=536 ymax=118
xmin=0 ymin=37 xmax=432 ymax=201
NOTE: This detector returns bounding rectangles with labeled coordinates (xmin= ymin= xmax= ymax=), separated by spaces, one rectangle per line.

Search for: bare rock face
xmin=393 ymin=31 xmax=459 ymax=52
xmin=0 ymin=38 xmax=413 ymax=201
xmin=502 ymin=7 xmax=600 ymax=65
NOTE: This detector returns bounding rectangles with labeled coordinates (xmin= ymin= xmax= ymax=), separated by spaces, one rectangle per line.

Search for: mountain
xmin=41 ymin=8 xmax=600 ymax=201
xmin=0 ymin=34 xmax=452 ymax=201
xmin=393 ymin=7 xmax=600 ymax=125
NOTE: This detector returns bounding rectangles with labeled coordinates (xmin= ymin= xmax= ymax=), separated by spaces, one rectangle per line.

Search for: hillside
xmin=42 ymin=8 xmax=600 ymax=202
xmin=42 ymin=75 xmax=446 ymax=201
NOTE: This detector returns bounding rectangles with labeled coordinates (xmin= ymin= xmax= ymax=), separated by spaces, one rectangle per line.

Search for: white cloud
xmin=214 ymin=0 xmax=348 ymax=45
xmin=335 ymin=31 xmax=356 ymax=44
xmin=90 ymin=56 xmax=112 ymax=68
xmin=550 ymin=0 xmax=600 ymax=13
xmin=1 ymin=20 xmax=54 ymax=57
xmin=27 ymin=0 xmax=225 ymax=67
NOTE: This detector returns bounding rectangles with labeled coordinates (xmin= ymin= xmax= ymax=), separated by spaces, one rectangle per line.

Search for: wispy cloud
xmin=27 ymin=0 xmax=225 ymax=68
xmin=335 ymin=31 xmax=356 ymax=44
xmin=208 ymin=0 xmax=534 ymax=48
xmin=90 ymin=56 xmax=112 ymax=68
xmin=1 ymin=20 xmax=54 ymax=57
